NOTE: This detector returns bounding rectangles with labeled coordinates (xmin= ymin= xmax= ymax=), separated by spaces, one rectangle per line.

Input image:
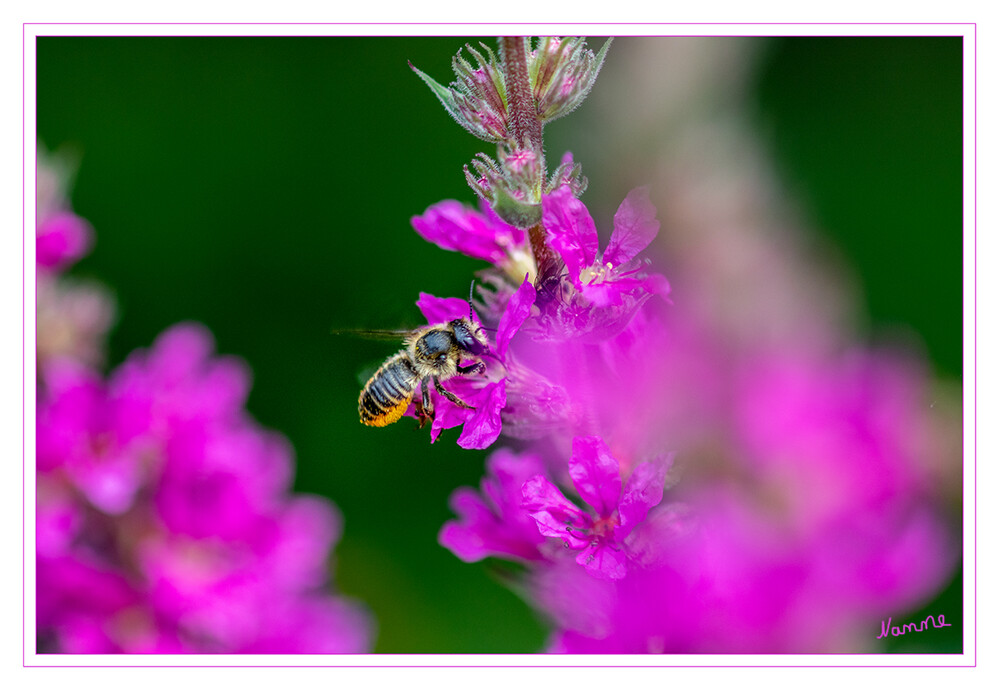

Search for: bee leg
xmin=456 ymin=361 xmax=485 ymax=376
xmin=434 ymin=376 xmax=475 ymax=410
xmin=415 ymin=377 xmax=434 ymax=428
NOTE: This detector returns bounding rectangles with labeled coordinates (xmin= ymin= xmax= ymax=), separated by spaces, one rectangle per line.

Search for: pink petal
xmin=522 ymin=475 xmax=590 ymax=548
xmin=36 ymin=211 xmax=94 ymax=269
xmin=542 ymin=185 xmax=598 ymax=286
xmin=576 ymin=542 xmax=628 ymax=581
xmin=494 ymin=275 xmax=536 ymax=358
xmin=569 ymin=436 xmax=622 ymax=517
xmin=604 ymin=186 xmax=660 ymax=267
xmin=616 ymin=452 xmax=674 ymax=540
xmin=416 ymin=293 xmax=480 ymax=325
xmin=439 ymin=488 xmax=496 ymax=562
xmin=411 ymin=200 xmax=510 ymax=264
xmin=456 ymin=380 xmax=506 ymax=449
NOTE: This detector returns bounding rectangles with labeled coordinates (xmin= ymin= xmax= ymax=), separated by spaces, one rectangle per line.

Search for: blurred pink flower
xmin=36 ymin=210 xmax=94 ymax=271
xmin=37 ymin=324 xmax=373 ymax=653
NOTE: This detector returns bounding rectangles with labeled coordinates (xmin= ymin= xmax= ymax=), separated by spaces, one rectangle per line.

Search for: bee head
xmin=450 ymin=318 xmax=489 ymax=356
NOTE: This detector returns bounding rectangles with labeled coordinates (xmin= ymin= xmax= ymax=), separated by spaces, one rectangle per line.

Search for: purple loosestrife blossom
xmin=522 ymin=437 xmax=674 ymax=580
xmin=403 ymin=276 xmax=535 ymax=450
xmin=36 ymin=210 xmax=93 ymax=271
xmin=34 ymin=150 xmax=372 ymax=653
xmin=540 ymin=185 xmax=670 ymax=333
xmin=419 ymin=185 xmax=684 ymax=585
xmin=409 ymin=184 xmax=673 ymax=461
xmin=37 ymin=324 xmax=373 ymax=653
xmin=535 ymin=348 xmax=958 ymax=653
xmin=411 ymin=199 xmax=535 ymax=283
xmin=438 ymin=448 xmax=548 ymax=563
xmin=36 ymin=145 xmax=93 ymax=272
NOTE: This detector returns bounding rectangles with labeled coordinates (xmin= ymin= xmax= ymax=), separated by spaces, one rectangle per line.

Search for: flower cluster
xmin=35 ymin=147 xmax=372 ymax=654
xmin=410 ymin=184 xmax=673 ymax=460
xmin=402 ymin=35 xmax=958 ymax=652
xmin=419 ymin=183 xmax=958 ymax=652
xmin=411 ymin=183 xmax=682 ymax=585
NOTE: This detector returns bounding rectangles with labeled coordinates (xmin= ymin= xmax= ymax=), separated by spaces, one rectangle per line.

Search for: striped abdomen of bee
xmin=358 ymin=352 xmax=420 ymax=427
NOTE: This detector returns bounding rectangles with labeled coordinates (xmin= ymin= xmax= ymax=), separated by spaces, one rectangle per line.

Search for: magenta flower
xmin=526 ymin=185 xmax=670 ymax=342
xmin=411 ymin=199 xmax=527 ymax=266
xmin=522 ymin=436 xmax=673 ymax=580
xmin=36 ymin=324 xmax=373 ymax=653
xmin=411 ymin=276 xmax=535 ymax=449
xmin=36 ymin=359 xmax=153 ymax=515
xmin=438 ymin=448 xmax=548 ymax=562
xmin=36 ymin=210 xmax=94 ymax=271
xmin=524 ymin=343 xmax=960 ymax=652
xmin=544 ymin=184 xmax=669 ymax=301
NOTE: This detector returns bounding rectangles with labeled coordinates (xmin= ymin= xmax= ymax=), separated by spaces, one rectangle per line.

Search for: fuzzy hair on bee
xmin=346 ymin=291 xmax=491 ymax=428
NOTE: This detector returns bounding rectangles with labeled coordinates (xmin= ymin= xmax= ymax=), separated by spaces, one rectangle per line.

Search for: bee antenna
xmin=468 ymin=280 xmax=476 ymax=320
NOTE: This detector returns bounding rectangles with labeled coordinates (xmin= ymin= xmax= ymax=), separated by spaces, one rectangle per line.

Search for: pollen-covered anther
xmin=581 ymin=261 xmax=614 ymax=286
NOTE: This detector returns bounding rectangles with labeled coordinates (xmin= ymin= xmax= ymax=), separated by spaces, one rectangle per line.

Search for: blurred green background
xmin=36 ymin=36 xmax=963 ymax=653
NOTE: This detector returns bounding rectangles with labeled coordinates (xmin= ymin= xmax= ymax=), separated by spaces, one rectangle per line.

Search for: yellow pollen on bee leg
xmin=361 ymin=396 xmax=413 ymax=427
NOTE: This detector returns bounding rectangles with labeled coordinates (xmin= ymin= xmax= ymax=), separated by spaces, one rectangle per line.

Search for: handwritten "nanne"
xmin=876 ymin=614 xmax=951 ymax=640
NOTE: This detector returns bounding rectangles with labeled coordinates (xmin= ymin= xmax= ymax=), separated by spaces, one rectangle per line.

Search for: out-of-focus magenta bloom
xmin=36 ymin=324 xmax=373 ymax=653
xmin=36 ymin=145 xmax=94 ymax=272
xmin=438 ymin=448 xmax=548 ymax=562
xmin=523 ymin=436 xmax=673 ymax=580
xmin=526 ymin=344 xmax=959 ymax=653
xmin=543 ymin=480 xmax=956 ymax=653
xmin=36 ymin=210 xmax=94 ymax=271
xmin=36 ymin=360 xmax=152 ymax=515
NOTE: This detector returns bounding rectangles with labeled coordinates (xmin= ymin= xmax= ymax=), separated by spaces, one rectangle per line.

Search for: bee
xmin=337 ymin=292 xmax=491 ymax=428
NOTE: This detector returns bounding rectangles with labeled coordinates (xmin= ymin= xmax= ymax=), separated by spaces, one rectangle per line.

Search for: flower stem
xmin=500 ymin=36 xmax=552 ymax=283
xmin=500 ymin=36 xmax=542 ymax=151
xmin=528 ymin=222 xmax=555 ymax=279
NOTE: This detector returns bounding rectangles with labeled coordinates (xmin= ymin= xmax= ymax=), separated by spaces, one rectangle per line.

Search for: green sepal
xmin=409 ymin=62 xmax=464 ymax=126
xmin=491 ymin=186 xmax=542 ymax=228
xmin=592 ymin=36 xmax=613 ymax=76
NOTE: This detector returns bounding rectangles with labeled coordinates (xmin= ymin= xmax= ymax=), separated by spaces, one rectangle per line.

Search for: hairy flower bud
xmin=410 ymin=43 xmax=509 ymax=143
xmin=529 ymin=37 xmax=612 ymax=123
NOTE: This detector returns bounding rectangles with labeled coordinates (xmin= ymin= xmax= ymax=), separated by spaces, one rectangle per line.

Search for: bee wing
xmin=330 ymin=327 xmax=414 ymax=342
